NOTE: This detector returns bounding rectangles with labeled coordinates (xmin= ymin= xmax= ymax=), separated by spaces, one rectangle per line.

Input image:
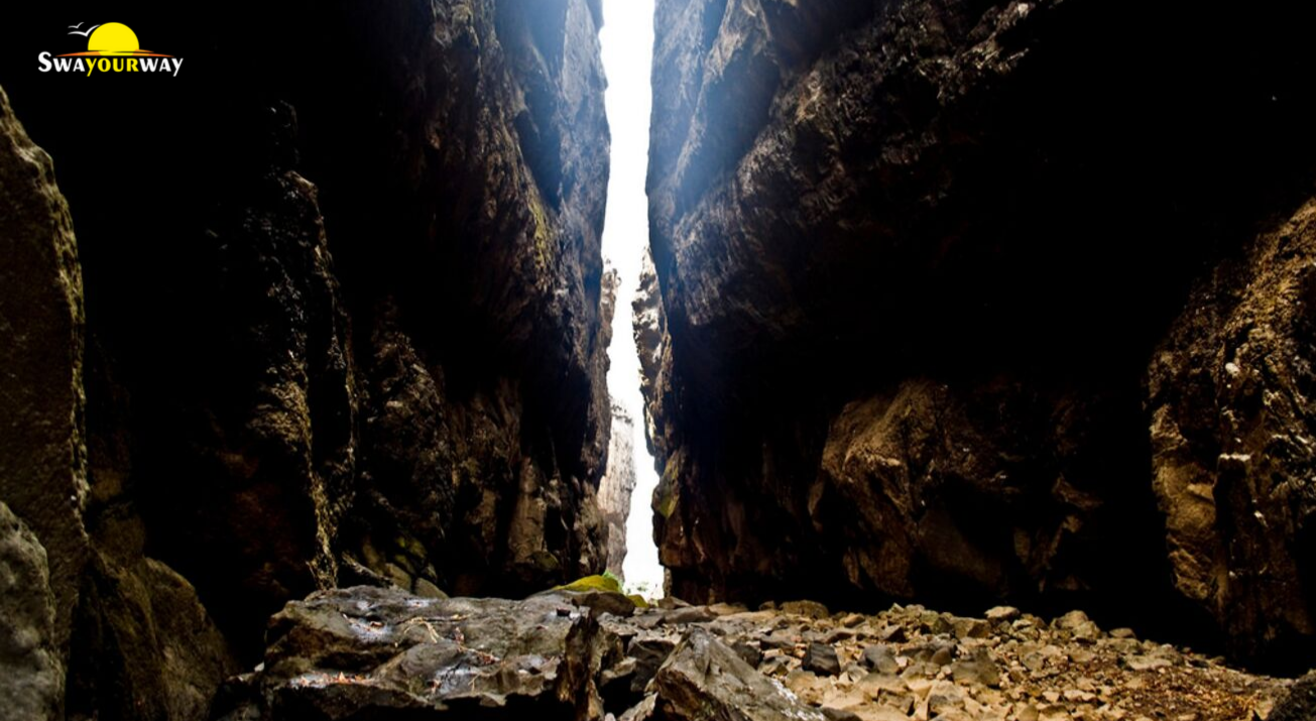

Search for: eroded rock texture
xmin=0 ymin=502 xmax=62 ymax=721
xmin=642 ymin=0 xmax=1316 ymax=667
xmin=213 ymin=587 xmax=613 ymax=721
xmin=0 ymin=83 xmax=237 ymax=721
xmin=1149 ymin=198 xmax=1316 ymax=664
xmin=0 ymin=0 xmax=612 ymax=714
xmin=0 ymin=84 xmax=88 ymax=662
xmin=599 ymin=400 xmax=639 ymax=577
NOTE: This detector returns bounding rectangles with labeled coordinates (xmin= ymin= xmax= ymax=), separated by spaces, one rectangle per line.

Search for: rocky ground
xmin=214 ymin=586 xmax=1293 ymax=721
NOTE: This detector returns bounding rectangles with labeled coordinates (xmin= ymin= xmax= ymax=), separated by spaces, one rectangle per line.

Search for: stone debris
xmin=215 ymin=586 xmax=1292 ymax=721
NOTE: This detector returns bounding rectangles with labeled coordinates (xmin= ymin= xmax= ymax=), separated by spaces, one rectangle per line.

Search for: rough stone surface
xmin=0 ymin=0 xmax=613 ymax=673
xmin=640 ymin=0 xmax=1316 ymax=667
xmin=223 ymin=587 xmax=1292 ymax=721
xmin=0 ymin=502 xmax=62 ymax=721
xmin=0 ymin=83 xmax=89 ymax=658
xmin=66 ymin=553 xmax=237 ymax=721
xmin=213 ymin=586 xmax=614 ymax=720
xmin=0 ymin=0 xmax=614 ymax=714
xmin=1272 ymin=672 xmax=1316 ymax=721
xmin=804 ymin=642 xmax=842 ymax=676
xmin=652 ymin=627 xmax=828 ymax=721
xmin=633 ymin=249 xmax=673 ymax=473
xmin=0 ymin=85 xmax=240 ymax=721
xmin=134 ymin=102 xmax=357 ymax=661
xmin=1149 ymin=197 xmax=1316 ymax=665
xmin=599 ymin=399 xmax=639 ymax=578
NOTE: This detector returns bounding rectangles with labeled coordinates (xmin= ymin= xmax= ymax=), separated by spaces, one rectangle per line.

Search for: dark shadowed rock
xmin=1271 ymin=672 xmax=1316 ymax=721
xmin=135 ymin=102 xmax=357 ymax=661
xmin=804 ymin=642 xmax=841 ymax=676
xmin=0 ymin=83 xmax=241 ymax=721
xmin=0 ymin=0 xmax=615 ymax=694
xmin=66 ymin=555 xmax=237 ymax=721
xmin=632 ymin=250 xmax=671 ymax=471
xmin=640 ymin=0 xmax=1316 ymax=668
xmin=0 ymin=83 xmax=88 ymax=661
xmin=541 ymin=587 xmax=639 ymax=617
xmin=628 ymin=633 xmax=680 ymax=695
xmin=0 ymin=502 xmax=62 ymax=721
xmin=731 ymin=640 xmax=764 ymax=668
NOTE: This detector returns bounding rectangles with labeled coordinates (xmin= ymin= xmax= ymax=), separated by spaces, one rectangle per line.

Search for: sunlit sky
xmin=599 ymin=0 xmax=663 ymax=594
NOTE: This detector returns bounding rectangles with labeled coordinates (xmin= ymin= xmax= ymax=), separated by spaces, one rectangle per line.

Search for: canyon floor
xmin=214 ymin=585 xmax=1292 ymax=721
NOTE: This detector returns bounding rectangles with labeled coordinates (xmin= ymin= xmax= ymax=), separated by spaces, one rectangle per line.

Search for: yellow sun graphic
xmin=87 ymin=23 xmax=140 ymax=55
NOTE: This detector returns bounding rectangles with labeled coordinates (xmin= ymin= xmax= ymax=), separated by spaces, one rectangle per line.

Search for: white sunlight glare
xmin=599 ymin=0 xmax=663 ymax=596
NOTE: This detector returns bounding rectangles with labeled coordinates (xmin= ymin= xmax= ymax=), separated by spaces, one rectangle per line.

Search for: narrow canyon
xmin=1 ymin=1 xmax=1316 ymax=720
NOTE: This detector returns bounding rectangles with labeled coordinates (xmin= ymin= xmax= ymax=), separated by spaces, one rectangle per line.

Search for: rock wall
xmin=0 ymin=0 xmax=612 ymax=715
xmin=1149 ymin=198 xmax=1316 ymax=664
xmin=0 ymin=83 xmax=87 ymax=667
xmin=642 ymin=0 xmax=1316 ymax=668
xmin=599 ymin=400 xmax=639 ymax=578
xmin=0 ymin=83 xmax=236 ymax=721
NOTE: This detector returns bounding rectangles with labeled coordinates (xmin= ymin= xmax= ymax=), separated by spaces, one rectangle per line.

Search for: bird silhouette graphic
xmin=68 ymin=22 xmax=101 ymax=37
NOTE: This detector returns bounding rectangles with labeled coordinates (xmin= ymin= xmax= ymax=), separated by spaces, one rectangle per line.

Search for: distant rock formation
xmin=599 ymin=401 xmax=638 ymax=579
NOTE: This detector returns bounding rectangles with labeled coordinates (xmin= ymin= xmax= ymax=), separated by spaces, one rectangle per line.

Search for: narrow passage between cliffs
xmin=600 ymin=0 xmax=663 ymax=596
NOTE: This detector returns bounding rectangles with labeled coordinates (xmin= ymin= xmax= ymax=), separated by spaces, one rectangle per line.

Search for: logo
xmin=37 ymin=22 xmax=184 ymax=77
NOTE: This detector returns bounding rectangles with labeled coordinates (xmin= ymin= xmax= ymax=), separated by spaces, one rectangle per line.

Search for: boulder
xmin=861 ymin=645 xmax=900 ymax=675
xmin=651 ymin=628 xmax=828 ymax=721
xmin=214 ymin=586 xmax=614 ymax=720
xmin=804 ymin=642 xmax=842 ymax=676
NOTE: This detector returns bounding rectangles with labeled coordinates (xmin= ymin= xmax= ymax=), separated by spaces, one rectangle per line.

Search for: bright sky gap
xmin=599 ymin=0 xmax=663 ymax=595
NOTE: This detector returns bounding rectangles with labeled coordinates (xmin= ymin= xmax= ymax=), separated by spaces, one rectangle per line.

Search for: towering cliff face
xmin=0 ymin=0 xmax=611 ymax=715
xmin=642 ymin=0 xmax=1316 ymax=668
xmin=0 ymin=83 xmax=235 ymax=721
